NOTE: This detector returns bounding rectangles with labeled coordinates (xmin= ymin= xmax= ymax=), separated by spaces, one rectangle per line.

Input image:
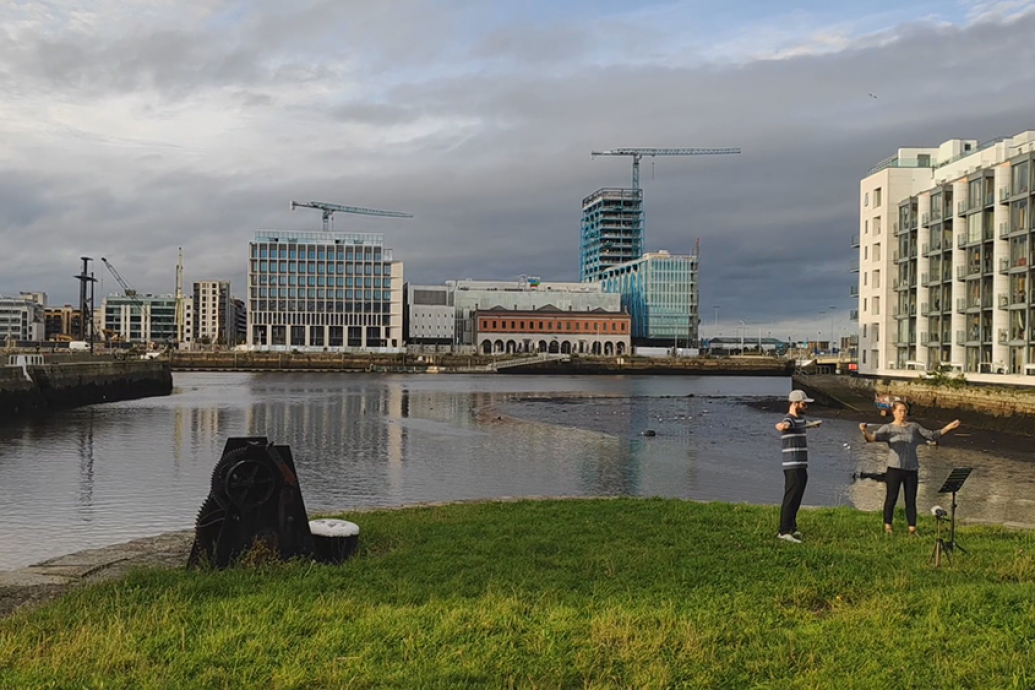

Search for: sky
xmin=2 ymin=0 xmax=1035 ymax=341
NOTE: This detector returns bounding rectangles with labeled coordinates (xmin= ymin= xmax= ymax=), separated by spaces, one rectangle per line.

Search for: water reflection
xmin=0 ymin=373 xmax=1032 ymax=570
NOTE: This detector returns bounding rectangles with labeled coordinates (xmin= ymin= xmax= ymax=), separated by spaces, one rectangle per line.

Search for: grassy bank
xmin=2 ymin=498 xmax=1034 ymax=688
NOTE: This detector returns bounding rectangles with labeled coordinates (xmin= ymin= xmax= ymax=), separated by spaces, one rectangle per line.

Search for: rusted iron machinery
xmin=187 ymin=437 xmax=315 ymax=569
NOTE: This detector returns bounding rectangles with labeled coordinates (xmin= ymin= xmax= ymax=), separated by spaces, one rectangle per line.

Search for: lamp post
xmin=738 ymin=319 xmax=746 ymax=354
xmin=713 ymin=306 xmax=720 ymax=333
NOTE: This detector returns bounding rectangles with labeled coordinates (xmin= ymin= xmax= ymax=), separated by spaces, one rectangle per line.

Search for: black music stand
xmin=936 ymin=468 xmax=972 ymax=554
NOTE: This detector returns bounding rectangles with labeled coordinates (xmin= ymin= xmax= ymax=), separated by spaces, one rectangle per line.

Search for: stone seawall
xmin=170 ymin=352 xmax=793 ymax=376
xmin=794 ymin=373 xmax=1035 ymax=437
xmin=0 ymin=360 xmax=173 ymax=419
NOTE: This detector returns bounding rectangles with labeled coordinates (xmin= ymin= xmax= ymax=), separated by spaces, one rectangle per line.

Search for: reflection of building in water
xmin=245 ymin=379 xmax=405 ymax=502
xmin=76 ymin=411 xmax=96 ymax=518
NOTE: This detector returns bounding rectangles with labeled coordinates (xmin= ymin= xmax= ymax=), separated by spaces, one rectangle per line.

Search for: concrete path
xmin=0 ymin=531 xmax=194 ymax=618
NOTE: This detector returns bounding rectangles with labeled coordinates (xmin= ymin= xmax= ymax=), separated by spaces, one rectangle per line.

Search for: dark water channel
xmin=1 ymin=373 xmax=1032 ymax=570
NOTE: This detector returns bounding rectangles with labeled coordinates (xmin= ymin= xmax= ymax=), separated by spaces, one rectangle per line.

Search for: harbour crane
xmin=290 ymin=200 xmax=413 ymax=233
xmin=101 ymin=257 xmax=140 ymax=300
xmin=590 ymin=147 xmax=741 ymax=190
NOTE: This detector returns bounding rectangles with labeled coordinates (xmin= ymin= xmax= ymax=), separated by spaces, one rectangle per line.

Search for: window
xmin=862 ymin=324 xmax=868 ymax=338
xmin=874 ymin=188 xmax=882 ymax=207
xmin=873 ymin=270 xmax=881 ymax=289
xmin=874 ymin=216 xmax=882 ymax=235
xmin=873 ymin=297 xmax=880 ymax=315
xmin=864 ymin=246 xmax=869 ymax=260
xmin=864 ymin=192 xmax=869 ymax=207
xmin=864 ymin=219 xmax=869 ymax=235
xmin=873 ymin=243 xmax=881 ymax=261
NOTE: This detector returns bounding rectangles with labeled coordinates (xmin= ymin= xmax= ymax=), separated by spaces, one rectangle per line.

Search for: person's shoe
xmin=792 ymin=531 xmax=803 ymax=540
xmin=778 ymin=533 xmax=802 ymax=544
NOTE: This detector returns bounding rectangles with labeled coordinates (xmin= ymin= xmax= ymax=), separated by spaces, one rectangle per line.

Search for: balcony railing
xmin=957 ymin=200 xmax=968 ymax=216
xmin=851 ymin=234 xmax=860 ymax=248
xmin=849 ymin=285 xmax=859 ymax=297
xmin=921 ymin=301 xmax=929 ymax=316
xmin=956 ymin=330 xmax=965 ymax=345
xmin=849 ymin=309 xmax=859 ymax=321
xmin=957 ymin=234 xmax=967 ymax=249
xmin=1000 ymin=187 xmax=1011 ymax=203
xmin=849 ymin=259 xmax=859 ymax=273
xmin=999 ymin=329 xmax=1009 ymax=345
xmin=999 ymin=295 xmax=1009 ymax=309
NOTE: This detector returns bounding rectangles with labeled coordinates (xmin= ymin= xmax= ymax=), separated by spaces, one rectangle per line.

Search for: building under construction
xmin=579 ymin=188 xmax=644 ymax=283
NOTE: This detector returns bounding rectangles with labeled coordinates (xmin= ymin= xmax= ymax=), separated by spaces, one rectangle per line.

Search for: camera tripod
xmin=930 ymin=514 xmax=950 ymax=567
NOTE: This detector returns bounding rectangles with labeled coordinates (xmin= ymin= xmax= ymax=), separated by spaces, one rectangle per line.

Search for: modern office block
xmin=599 ymin=250 xmax=699 ymax=347
xmin=580 ymin=188 xmax=644 ymax=283
xmin=247 ymin=231 xmax=403 ymax=351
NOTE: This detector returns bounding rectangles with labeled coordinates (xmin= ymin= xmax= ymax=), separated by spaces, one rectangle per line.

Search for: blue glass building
xmin=600 ymin=251 xmax=699 ymax=347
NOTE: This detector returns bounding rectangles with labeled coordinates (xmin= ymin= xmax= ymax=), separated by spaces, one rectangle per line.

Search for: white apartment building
xmin=246 ymin=231 xmax=404 ymax=352
xmin=103 ymin=294 xmax=178 ymax=344
xmin=858 ymin=130 xmax=1035 ymax=381
xmin=0 ymin=294 xmax=45 ymax=342
xmin=192 ymin=281 xmax=235 ymax=346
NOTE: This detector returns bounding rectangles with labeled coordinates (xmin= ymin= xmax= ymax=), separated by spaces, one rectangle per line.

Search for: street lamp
xmin=738 ymin=319 xmax=746 ymax=353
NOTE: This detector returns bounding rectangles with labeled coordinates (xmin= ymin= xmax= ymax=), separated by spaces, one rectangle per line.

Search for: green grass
xmin=3 ymin=498 xmax=1035 ymax=688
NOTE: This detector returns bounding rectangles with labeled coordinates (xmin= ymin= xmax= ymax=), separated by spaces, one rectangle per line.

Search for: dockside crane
xmin=101 ymin=257 xmax=141 ymax=299
xmin=591 ymin=147 xmax=741 ymax=190
xmin=101 ymin=256 xmax=144 ymax=346
xmin=290 ymin=200 xmax=413 ymax=232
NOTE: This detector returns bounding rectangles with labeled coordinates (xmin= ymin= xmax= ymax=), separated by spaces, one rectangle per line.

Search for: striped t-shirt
xmin=780 ymin=415 xmax=809 ymax=468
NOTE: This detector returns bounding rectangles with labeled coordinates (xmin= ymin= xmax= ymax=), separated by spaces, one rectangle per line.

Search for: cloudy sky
xmin=2 ymin=0 xmax=1035 ymax=341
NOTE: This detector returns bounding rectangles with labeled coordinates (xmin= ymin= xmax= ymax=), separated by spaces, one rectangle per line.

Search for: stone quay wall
xmin=0 ymin=360 xmax=173 ymax=420
xmin=795 ymin=373 xmax=1035 ymax=437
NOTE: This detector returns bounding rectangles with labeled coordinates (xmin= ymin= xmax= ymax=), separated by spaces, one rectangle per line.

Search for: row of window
xmin=252 ymin=245 xmax=383 ymax=261
xmin=251 ymin=261 xmax=388 ymax=275
xmin=254 ymin=288 xmax=386 ymax=300
xmin=479 ymin=319 xmax=627 ymax=333
xmin=254 ymin=275 xmax=389 ymax=288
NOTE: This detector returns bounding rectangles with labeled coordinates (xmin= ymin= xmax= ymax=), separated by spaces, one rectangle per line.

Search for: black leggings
xmin=883 ymin=467 xmax=919 ymax=527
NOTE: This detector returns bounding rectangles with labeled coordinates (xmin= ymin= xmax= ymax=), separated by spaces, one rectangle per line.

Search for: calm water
xmin=1 ymin=373 xmax=1033 ymax=570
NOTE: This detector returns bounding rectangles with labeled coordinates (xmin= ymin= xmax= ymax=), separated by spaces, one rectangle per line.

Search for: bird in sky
xmin=868 ymin=93 xmax=878 ymax=99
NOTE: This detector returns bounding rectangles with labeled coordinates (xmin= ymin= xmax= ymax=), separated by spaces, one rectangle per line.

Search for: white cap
xmin=788 ymin=390 xmax=814 ymax=403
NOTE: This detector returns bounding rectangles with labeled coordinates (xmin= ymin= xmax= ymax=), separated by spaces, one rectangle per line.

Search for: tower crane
xmin=590 ymin=147 xmax=741 ymax=190
xmin=101 ymin=256 xmax=144 ymax=345
xmin=290 ymin=200 xmax=413 ymax=232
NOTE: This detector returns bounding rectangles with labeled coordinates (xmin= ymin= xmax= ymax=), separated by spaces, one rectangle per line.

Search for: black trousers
xmin=780 ymin=468 xmax=808 ymax=535
xmin=883 ymin=467 xmax=919 ymax=527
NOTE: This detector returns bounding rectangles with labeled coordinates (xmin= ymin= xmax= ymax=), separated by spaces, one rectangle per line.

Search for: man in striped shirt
xmin=774 ymin=390 xmax=821 ymax=543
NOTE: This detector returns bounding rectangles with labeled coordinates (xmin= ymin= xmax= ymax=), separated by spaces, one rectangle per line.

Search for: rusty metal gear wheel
xmin=224 ymin=458 xmax=275 ymax=509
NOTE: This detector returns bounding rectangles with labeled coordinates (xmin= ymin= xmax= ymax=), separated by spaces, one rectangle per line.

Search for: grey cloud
xmin=3 ymin=8 xmax=1035 ymax=336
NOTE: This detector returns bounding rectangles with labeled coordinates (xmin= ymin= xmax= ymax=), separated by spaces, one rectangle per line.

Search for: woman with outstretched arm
xmin=859 ymin=401 xmax=961 ymax=535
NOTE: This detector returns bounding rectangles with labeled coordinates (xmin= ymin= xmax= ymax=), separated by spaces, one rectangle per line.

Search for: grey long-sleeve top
xmin=872 ymin=422 xmax=942 ymax=471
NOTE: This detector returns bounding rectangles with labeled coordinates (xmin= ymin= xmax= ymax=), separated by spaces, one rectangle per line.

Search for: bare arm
xmin=940 ymin=419 xmax=961 ymax=435
xmin=858 ymin=422 xmax=877 ymax=442
xmin=776 ymin=422 xmax=789 ymax=431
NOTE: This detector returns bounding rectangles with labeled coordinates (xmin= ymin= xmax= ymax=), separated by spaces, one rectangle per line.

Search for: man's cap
xmin=788 ymin=390 xmax=814 ymax=403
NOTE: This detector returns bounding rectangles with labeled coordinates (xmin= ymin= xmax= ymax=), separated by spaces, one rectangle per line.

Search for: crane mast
xmin=591 ymin=147 xmax=741 ymax=190
xmin=290 ymin=200 xmax=413 ymax=232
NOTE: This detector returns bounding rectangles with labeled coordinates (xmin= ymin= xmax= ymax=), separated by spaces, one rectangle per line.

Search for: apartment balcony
xmin=894 ymin=222 xmax=907 ymax=237
xmin=957 ymin=200 xmax=968 ymax=216
xmin=957 ymin=234 xmax=967 ymax=249
xmin=849 ymin=309 xmax=859 ymax=321
xmin=920 ymin=301 xmax=929 ymax=316
xmin=849 ymin=258 xmax=860 ymax=273
xmin=921 ymin=212 xmax=930 ymax=227
xmin=851 ymin=234 xmax=860 ymax=248
xmin=999 ymin=328 xmax=1009 ymax=345
xmin=956 ymin=330 xmax=966 ymax=345
xmin=849 ymin=285 xmax=859 ymax=297
xmin=1000 ymin=186 xmax=1011 ymax=203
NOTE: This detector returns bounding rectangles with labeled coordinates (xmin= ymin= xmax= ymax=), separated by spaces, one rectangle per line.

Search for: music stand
xmin=936 ymin=468 xmax=972 ymax=554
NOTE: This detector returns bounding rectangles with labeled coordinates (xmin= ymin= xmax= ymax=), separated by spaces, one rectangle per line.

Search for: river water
xmin=1 ymin=373 xmax=1032 ymax=570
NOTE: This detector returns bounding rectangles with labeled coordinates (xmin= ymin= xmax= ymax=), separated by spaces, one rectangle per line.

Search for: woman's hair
xmin=892 ymin=400 xmax=910 ymax=415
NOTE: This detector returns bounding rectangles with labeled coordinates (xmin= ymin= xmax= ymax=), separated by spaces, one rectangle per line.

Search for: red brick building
xmin=475 ymin=306 xmax=630 ymax=355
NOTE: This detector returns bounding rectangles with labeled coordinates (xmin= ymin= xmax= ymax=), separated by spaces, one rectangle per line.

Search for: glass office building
xmin=247 ymin=231 xmax=404 ymax=351
xmin=600 ymin=251 xmax=699 ymax=347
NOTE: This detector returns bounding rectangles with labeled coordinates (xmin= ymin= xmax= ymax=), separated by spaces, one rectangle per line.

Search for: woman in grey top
xmin=859 ymin=401 xmax=961 ymax=535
